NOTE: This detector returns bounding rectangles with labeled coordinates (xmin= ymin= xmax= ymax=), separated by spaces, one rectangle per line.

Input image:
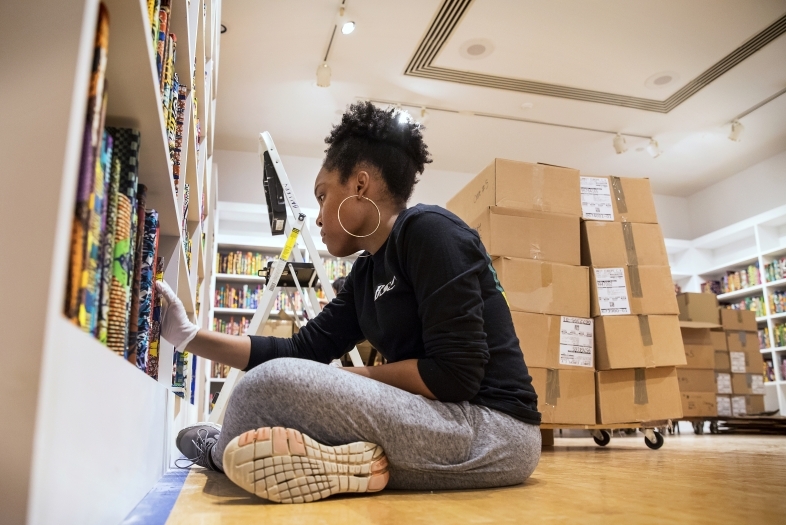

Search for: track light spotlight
xmin=316 ymin=62 xmax=331 ymax=87
xmin=337 ymin=7 xmax=355 ymax=34
xmin=646 ymin=138 xmax=661 ymax=158
xmin=418 ymin=107 xmax=429 ymax=126
xmin=729 ymin=120 xmax=744 ymax=142
xmin=613 ymin=133 xmax=627 ymax=154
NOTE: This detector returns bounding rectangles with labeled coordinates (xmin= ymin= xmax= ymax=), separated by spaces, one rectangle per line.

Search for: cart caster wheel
xmin=709 ymin=421 xmax=719 ymax=434
xmin=593 ymin=429 xmax=611 ymax=447
xmin=644 ymin=430 xmax=664 ymax=450
xmin=693 ymin=421 xmax=705 ymax=435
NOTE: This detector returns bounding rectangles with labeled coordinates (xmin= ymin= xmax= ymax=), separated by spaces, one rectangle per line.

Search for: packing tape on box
xmin=532 ymin=165 xmax=546 ymax=211
xmin=736 ymin=311 xmax=743 ymax=323
xmin=634 ymin=368 xmax=649 ymax=405
xmin=738 ymin=331 xmax=747 ymax=346
xmin=638 ymin=315 xmax=656 ymax=367
xmin=541 ymin=262 xmax=553 ymax=288
xmin=746 ymin=374 xmax=753 ymax=388
xmin=546 ymin=368 xmax=560 ymax=406
xmin=628 ymin=264 xmax=644 ymax=298
xmin=610 ymin=176 xmax=628 ymax=216
xmin=622 ymin=222 xmax=639 ymax=265
xmin=530 ymin=214 xmax=543 ymax=260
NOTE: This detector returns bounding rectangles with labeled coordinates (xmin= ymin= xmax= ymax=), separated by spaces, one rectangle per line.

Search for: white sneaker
xmin=223 ymin=426 xmax=389 ymax=503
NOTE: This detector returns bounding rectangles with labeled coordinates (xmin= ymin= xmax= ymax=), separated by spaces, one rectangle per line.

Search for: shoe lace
xmin=175 ymin=428 xmax=215 ymax=469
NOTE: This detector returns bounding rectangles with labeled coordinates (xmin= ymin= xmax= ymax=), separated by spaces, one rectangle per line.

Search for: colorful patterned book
xmin=148 ymin=0 xmax=161 ymax=47
xmin=66 ymin=5 xmax=109 ymax=322
xmin=136 ymin=210 xmax=160 ymax=371
xmin=173 ymin=85 xmax=188 ymax=194
xmin=126 ymin=184 xmax=148 ymax=364
xmin=95 ymin=131 xmax=120 ymax=343
xmin=105 ymin=127 xmax=141 ymax=355
xmin=147 ymin=256 xmax=165 ymax=379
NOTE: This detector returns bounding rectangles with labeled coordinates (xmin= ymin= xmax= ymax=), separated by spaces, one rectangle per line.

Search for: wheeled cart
xmin=542 ymin=420 xmax=673 ymax=450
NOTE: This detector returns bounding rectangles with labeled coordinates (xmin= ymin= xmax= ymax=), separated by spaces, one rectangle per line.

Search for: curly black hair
xmin=323 ymin=101 xmax=432 ymax=204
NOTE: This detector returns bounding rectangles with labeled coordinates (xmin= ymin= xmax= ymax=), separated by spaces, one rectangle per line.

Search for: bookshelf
xmin=200 ymin=234 xmax=357 ymax=419
xmin=0 ymin=0 xmax=222 ymax=523
xmin=666 ymin=204 xmax=786 ymax=416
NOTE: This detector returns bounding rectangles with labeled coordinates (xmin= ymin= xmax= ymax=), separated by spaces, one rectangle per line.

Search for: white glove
xmin=155 ymin=280 xmax=199 ymax=352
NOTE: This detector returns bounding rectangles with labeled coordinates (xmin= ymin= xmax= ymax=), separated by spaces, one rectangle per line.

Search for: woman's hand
xmin=156 ymin=281 xmax=200 ymax=351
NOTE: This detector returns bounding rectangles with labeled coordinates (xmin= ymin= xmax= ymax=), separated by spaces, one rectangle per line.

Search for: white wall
xmin=214 ymin=148 xmax=786 ymax=241
xmin=687 ymin=151 xmax=786 ymax=238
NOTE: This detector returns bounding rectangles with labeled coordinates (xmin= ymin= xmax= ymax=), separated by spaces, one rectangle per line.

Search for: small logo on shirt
xmin=374 ymin=276 xmax=397 ymax=301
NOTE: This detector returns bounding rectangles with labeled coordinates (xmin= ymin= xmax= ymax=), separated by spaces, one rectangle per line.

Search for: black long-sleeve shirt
xmin=246 ymin=204 xmax=541 ymax=425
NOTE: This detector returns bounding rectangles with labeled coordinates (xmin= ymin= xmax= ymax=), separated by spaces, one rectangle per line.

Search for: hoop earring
xmin=337 ymin=195 xmax=381 ymax=239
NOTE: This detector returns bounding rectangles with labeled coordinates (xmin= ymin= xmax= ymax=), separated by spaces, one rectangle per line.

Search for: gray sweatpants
xmin=211 ymin=358 xmax=541 ymax=490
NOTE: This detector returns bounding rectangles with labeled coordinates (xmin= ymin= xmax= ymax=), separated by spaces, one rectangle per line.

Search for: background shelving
xmin=666 ymin=203 xmax=786 ymax=416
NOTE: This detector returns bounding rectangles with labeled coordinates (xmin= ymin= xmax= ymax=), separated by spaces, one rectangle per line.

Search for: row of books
xmin=64 ymin=6 xmax=165 ymax=379
xmin=724 ymin=296 xmax=766 ymax=317
xmin=216 ymin=251 xmax=272 ymax=276
xmin=770 ymin=290 xmax=786 ymax=315
xmin=147 ymin=0 xmax=190 ymax=194
xmin=320 ymin=258 xmax=354 ymax=282
xmin=701 ymin=263 xmax=761 ymax=294
xmin=764 ymin=257 xmax=786 ymax=283
xmin=763 ymin=355 xmax=786 ymax=382
xmin=762 ymin=324 xmax=786 ymax=349
xmin=213 ymin=290 xmax=306 ymax=313
xmin=211 ymin=361 xmax=232 ymax=379
xmin=213 ymin=316 xmax=250 ymax=335
xmin=182 ymin=183 xmax=192 ymax=271
xmin=215 ymin=284 xmax=264 ymax=310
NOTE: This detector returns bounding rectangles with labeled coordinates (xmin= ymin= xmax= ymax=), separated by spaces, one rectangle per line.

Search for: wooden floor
xmin=164 ymin=433 xmax=786 ymax=524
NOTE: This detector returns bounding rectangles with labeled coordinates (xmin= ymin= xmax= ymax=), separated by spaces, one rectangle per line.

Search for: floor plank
xmin=165 ymin=434 xmax=786 ymax=524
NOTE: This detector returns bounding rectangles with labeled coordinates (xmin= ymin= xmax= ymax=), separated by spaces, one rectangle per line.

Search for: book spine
xmin=136 ymin=211 xmax=160 ymax=372
xmin=156 ymin=6 xmax=169 ymax=83
xmin=126 ymin=184 xmax=148 ymax=364
xmin=96 ymin=132 xmax=119 ymax=343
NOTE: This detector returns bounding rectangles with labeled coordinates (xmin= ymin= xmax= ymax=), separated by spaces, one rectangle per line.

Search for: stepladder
xmin=208 ymin=132 xmax=363 ymax=424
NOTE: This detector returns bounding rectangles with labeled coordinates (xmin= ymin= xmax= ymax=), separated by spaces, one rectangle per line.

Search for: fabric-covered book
xmin=126 ymin=184 xmax=148 ymax=364
xmin=135 ymin=210 xmax=160 ymax=371
xmin=147 ymin=256 xmax=165 ymax=379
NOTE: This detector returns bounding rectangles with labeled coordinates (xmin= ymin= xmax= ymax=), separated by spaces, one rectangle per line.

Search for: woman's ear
xmin=355 ymin=169 xmax=370 ymax=197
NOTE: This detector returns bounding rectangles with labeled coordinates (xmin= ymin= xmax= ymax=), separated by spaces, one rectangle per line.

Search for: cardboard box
xmin=710 ymin=330 xmax=727 ymax=350
xmin=580 ymin=176 xmax=658 ymax=223
xmin=677 ymin=369 xmax=716 ymax=392
xmin=682 ymin=344 xmax=716 ymax=369
xmin=731 ymin=373 xmax=765 ymax=395
xmin=726 ymin=330 xmax=759 ymax=352
xmin=732 ymin=395 xmax=765 ymax=417
xmin=261 ymin=320 xmax=293 ymax=337
xmin=595 ymin=315 xmax=685 ymax=370
xmin=716 ymin=395 xmax=732 ymax=417
xmin=511 ymin=312 xmax=594 ymax=369
xmin=681 ymin=392 xmax=718 ymax=417
xmin=471 ymin=207 xmax=580 ymax=264
xmin=680 ymin=327 xmax=712 ymax=346
xmin=580 ymin=221 xmax=668 ymax=267
xmin=590 ymin=265 xmax=678 ymax=317
xmin=729 ymin=347 xmax=764 ymax=374
xmin=530 ymin=368 xmax=596 ymax=425
xmin=447 ymin=159 xmax=581 ymax=224
xmin=715 ymin=350 xmax=731 ymax=372
xmin=716 ymin=372 xmax=732 ymax=394
xmin=493 ymin=257 xmax=589 ymax=317
xmin=676 ymin=293 xmax=719 ymax=325
xmin=596 ymin=367 xmax=682 ymax=424
xmin=720 ymin=309 xmax=757 ymax=331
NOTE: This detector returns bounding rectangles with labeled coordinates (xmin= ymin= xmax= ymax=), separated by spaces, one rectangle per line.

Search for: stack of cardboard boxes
xmin=581 ymin=175 xmax=684 ymax=424
xmin=448 ymin=160 xmax=685 ymax=425
xmin=447 ymin=160 xmax=595 ymax=424
xmin=675 ymin=293 xmax=722 ymax=417
xmin=718 ymin=309 xmax=765 ymax=417
xmin=676 ymin=294 xmax=766 ymax=418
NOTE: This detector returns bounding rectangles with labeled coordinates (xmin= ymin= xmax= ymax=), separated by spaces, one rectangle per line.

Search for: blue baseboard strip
xmin=121 ymin=468 xmax=190 ymax=525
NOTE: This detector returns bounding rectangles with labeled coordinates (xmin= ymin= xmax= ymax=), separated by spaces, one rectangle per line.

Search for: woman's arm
xmin=186 ymin=330 xmax=251 ymax=370
xmin=342 ymin=359 xmax=436 ymax=399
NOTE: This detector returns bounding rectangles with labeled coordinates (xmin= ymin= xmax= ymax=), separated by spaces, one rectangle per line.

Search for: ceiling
xmin=214 ymin=0 xmax=786 ymax=197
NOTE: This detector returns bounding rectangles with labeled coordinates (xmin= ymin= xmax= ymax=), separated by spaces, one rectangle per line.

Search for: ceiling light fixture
xmin=337 ymin=7 xmax=355 ymax=34
xmin=646 ymin=139 xmax=661 ymax=158
xmin=316 ymin=62 xmax=331 ymax=87
xmin=613 ymin=133 xmax=627 ymax=154
xmin=729 ymin=120 xmax=744 ymax=142
xmin=341 ymin=21 xmax=356 ymax=34
xmin=419 ymin=107 xmax=429 ymax=126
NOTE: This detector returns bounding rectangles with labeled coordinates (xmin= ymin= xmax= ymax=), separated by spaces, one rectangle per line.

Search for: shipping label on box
xmin=731 ymin=395 xmax=747 ymax=417
xmin=580 ymin=177 xmax=614 ymax=221
xmin=716 ymin=372 xmax=732 ymax=394
xmin=593 ymin=268 xmax=630 ymax=315
xmin=716 ymin=395 xmax=732 ymax=417
xmin=730 ymin=351 xmax=746 ymax=373
xmin=752 ymin=375 xmax=764 ymax=395
xmin=559 ymin=316 xmax=594 ymax=368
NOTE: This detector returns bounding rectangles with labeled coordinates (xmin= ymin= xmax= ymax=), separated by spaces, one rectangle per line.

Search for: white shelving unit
xmin=666 ymin=204 xmax=786 ymax=416
xmin=1 ymin=0 xmax=222 ymax=523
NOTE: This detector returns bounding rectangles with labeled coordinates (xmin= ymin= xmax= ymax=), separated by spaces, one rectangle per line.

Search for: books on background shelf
xmin=701 ymin=263 xmax=761 ymax=294
xmin=763 ymin=324 xmax=786 ymax=348
xmin=217 ymin=251 xmax=272 ymax=276
xmin=182 ymin=183 xmax=192 ymax=271
xmin=759 ymin=328 xmax=770 ymax=349
xmin=763 ymin=357 xmax=776 ymax=382
xmin=64 ymin=5 xmax=167 ymax=381
xmin=769 ymin=290 xmax=786 ymax=315
xmin=724 ymin=296 xmax=766 ymax=317
xmin=213 ymin=316 xmax=251 ymax=335
xmin=764 ymin=257 xmax=786 ymax=283
xmin=211 ymin=361 xmax=232 ymax=379
xmin=215 ymin=284 xmax=263 ymax=309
